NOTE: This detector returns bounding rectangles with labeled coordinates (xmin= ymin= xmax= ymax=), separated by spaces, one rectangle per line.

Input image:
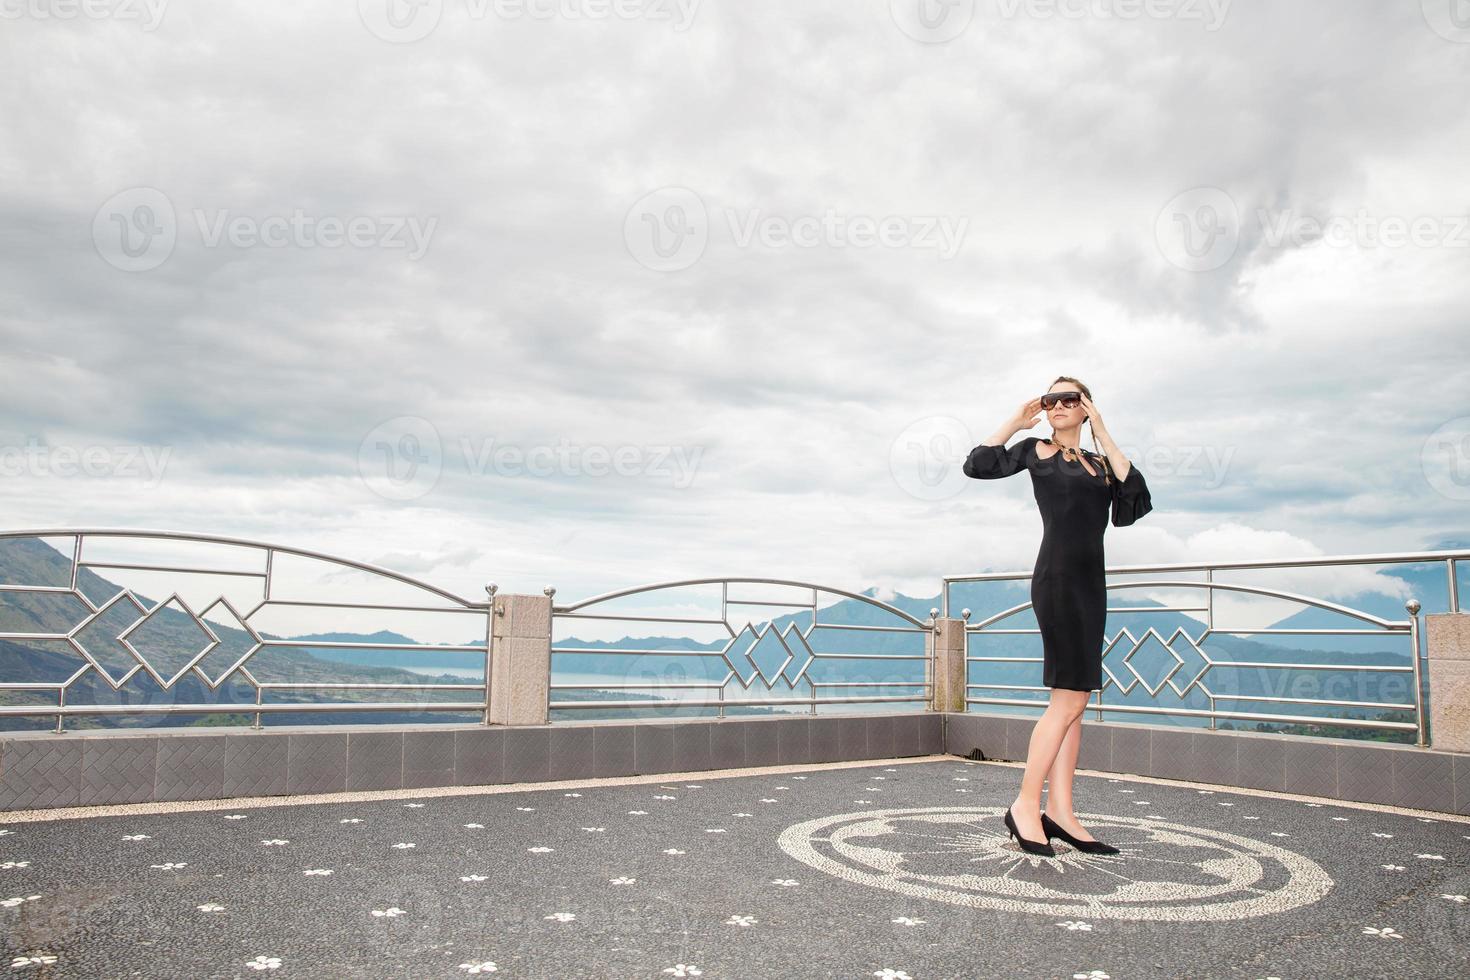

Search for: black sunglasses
xmin=1040 ymin=391 xmax=1083 ymax=410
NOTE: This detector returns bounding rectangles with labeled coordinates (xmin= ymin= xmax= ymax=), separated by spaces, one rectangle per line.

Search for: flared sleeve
xmin=1109 ymin=462 xmax=1154 ymax=527
xmin=963 ymin=436 xmax=1035 ymax=480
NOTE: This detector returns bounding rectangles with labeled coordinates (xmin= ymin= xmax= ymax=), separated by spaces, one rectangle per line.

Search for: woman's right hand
xmin=1009 ymin=396 xmax=1044 ymax=433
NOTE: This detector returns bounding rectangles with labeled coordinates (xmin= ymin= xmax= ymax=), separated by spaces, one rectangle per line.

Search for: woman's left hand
xmin=1080 ymin=393 xmax=1107 ymax=435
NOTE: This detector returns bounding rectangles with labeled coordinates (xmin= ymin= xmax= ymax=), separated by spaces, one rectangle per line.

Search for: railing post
xmin=1424 ymin=604 xmax=1469 ymax=751
xmin=486 ymin=588 xmax=553 ymax=726
xmin=481 ymin=583 xmax=498 ymax=725
xmin=929 ymin=609 xmax=967 ymax=713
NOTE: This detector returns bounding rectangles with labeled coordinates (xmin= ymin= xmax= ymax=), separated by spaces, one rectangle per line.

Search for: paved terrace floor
xmin=2 ymin=756 xmax=1468 ymax=980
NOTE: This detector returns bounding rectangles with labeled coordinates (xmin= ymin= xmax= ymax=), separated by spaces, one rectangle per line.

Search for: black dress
xmin=963 ymin=435 xmax=1153 ymax=691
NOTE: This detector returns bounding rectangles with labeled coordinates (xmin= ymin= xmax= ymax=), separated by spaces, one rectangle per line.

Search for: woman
xmin=963 ymin=376 xmax=1153 ymax=857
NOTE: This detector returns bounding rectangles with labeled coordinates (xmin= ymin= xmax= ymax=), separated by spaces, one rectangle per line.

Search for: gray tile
xmin=548 ymin=726 xmax=596 ymax=781
xmin=346 ymin=732 xmax=403 ymax=792
xmin=1108 ymin=725 xmax=1150 ymax=777
xmin=1147 ymin=729 xmax=1195 ymax=782
xmin=710 ymin=720 xmax=745 ymax=768
xmin=1077 ymin=721 xmax=1111 ymax=772
xmin=1338 ymin=743 xmax=1395 ymax=806
xmin=1005 ymin=716 xmax=1040 ymax=763
xmin=836 ymin=717 xmax=866 ymax=760
xmin=0 ymin=738 xmax=82 ymax=810
xmin=959 ymin=713 xmax=1007 ymax=762
xmin=1236 ymin=735 xmax=1286 ymax=792
xmin=286 ymin=733 xmax=347 ymax=796
xmin=1391 ymin=749 xmax=1455 ymax=813
xmin=745 ymin=720 xmax=780 ymax=768
xmin=82 ymin=736 xmax=157 ymax=806
xmin=918 ymin=714 xmax=943 ymax=755
xmin=403 ymin=731 xmax=455 ymax=789
xmin=1284 ymin=740 xmax=1337 ymax=800
xmin=1192 ymin=732 xmax=1237 ymax=786
xmin=892 ymin=714 xmax=921 ymax=757
xmin=808 ymin=718 xmax=840 ymax=763
xmin=776 ymin=718 xmax=811 ymax=765
xmin=454 ymin=728 xmax=505 ymax=786
xmin=672 ymin=723 xmax=713 ymax=773
xmin=224 ymin=733 xmax=288 ymax=798
xmin=504 ymin=727 xmax=551 ymax=783
xmin=157 ymin=734 xmax=226 ymax=802
xmin=866 ymin=715 xmax=895 ymax=760
xmin=634 ymin=724 xmax=675 ymax=775
xmin=1454 ymin=755 xmax=1470 ymax=816
xmin=593 ymin=725 xmax=636 ymax=778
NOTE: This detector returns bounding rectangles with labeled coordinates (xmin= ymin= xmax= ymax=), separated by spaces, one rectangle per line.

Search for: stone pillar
xmin=1426 ymin=612 xmax=1470 ymax=753
xmin=929 ymin=615 xmax=968 ymax=713
xmin=487 ymin=591 xmax=553 ymax=726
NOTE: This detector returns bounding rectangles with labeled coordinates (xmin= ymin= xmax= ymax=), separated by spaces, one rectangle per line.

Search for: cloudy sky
xmin=2 ymin=0 xmax=1468 ymax=628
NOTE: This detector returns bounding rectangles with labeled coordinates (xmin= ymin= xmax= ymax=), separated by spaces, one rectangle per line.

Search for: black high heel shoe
xmin=1003 ymin=806 xmax=1056 ymax=857
xmin=1040 ymin=811 xmax=1120 ymax=855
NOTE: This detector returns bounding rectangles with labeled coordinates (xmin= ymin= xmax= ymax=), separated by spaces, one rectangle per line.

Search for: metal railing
xmin=943 ymin=549 xmax=1467 ymax=747
xmin=550 ymin=577 xmax=934 ymax=716
xmin=0 ymin=529 xmax=493 ymax=731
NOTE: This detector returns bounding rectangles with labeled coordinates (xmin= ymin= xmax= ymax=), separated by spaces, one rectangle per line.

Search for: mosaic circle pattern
xmin=777 ymin=806 xmax=1334 ymax=921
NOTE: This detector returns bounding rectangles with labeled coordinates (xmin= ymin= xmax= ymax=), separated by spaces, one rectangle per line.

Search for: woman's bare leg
xmin=1007 ymin=689 xmax=1089 ymax=843
xmin=1041 ymin=714 xmax=1098 ymax=842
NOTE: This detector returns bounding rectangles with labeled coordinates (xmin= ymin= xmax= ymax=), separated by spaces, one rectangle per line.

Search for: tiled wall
xmin=7 ymin=712 xmax=1465 ymax=817
xmin=0 ymin=713 xmax=944 ymax=812
xmin=943 ymin=711 xmax=1470 ymax=817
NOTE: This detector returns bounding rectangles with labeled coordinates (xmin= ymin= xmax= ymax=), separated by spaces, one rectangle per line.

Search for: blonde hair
xmin=1049 ymin=375 xmax=1112 ymax=486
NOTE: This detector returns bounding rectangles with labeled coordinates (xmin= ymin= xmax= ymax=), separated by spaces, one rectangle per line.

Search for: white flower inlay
xmin=528 ymin=847 xmax=554 ymax=853
xmin=1361 ymin=926 xmax=1402 ymax=939
xmin=581 ymin=827 xmax=605 ymax=833
xmin=245 ymin=955 xmax=281 ymax=970
xmin=150 ymin=863 xmax=187 ymax=871
xmin=1057 ymin=920 xmax=1093 ymax=930
xmin=460 ymin=875 xmax=488 ymax=882
xmin=662 ymin=848 xmax=686 ymax=855
xmin=771 ymin=879 xmax=799 ymax=887
xmin=303 ymin=869 xmax=333 ymax=876
xmin=663 ymin=966 xmax=702 ymax=977
xmin=260 ymin=840 xmax=289 ymax=846
xmin=222 ymin=815 xmax=248 ymax=821
xmin=725 ymin=914 xmax=758 ymax=927
xmin=120 ymin=834 xmax=151 ymax=841
xmin=340 ymin=818 xmax=362 ymax=824
xmin=458 ymin=961 xmax=498 ymax=974
xmin=1440 ymin=894 xmax=1468 ymax=903
xmin=1 ymin=862 xmax=31 ymax=870
xmin=874 ymin=970 xmax=912 ymax=980
xmin=371 ymin=907 xmax=406 ymax=918
xmin=197 ymin=903 xmax=225 ymax=913
xmin=891 ymin=917 xmax=925 ymax=926
xmin=1372 ymin=833 xmax=1393 ymax=838
xmin=9 ymin=955 xmax=58 ymax=968
xmin=392 ymin=843 xmax=416 ymax=850
xmin=544 ymin=911 xmax=575 ymax=922
xmin=1416 ymin=854 xmax=1445 ymax=860
xmin=403 ymin=803 xmax=425 ymax=808
xmin=464 ymin=823 xmax=484 ymax=829
xmin=610 ymin=877 xmax=636 ymax=885
xmin=628 ymin=810 xmax=649 ymax=815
